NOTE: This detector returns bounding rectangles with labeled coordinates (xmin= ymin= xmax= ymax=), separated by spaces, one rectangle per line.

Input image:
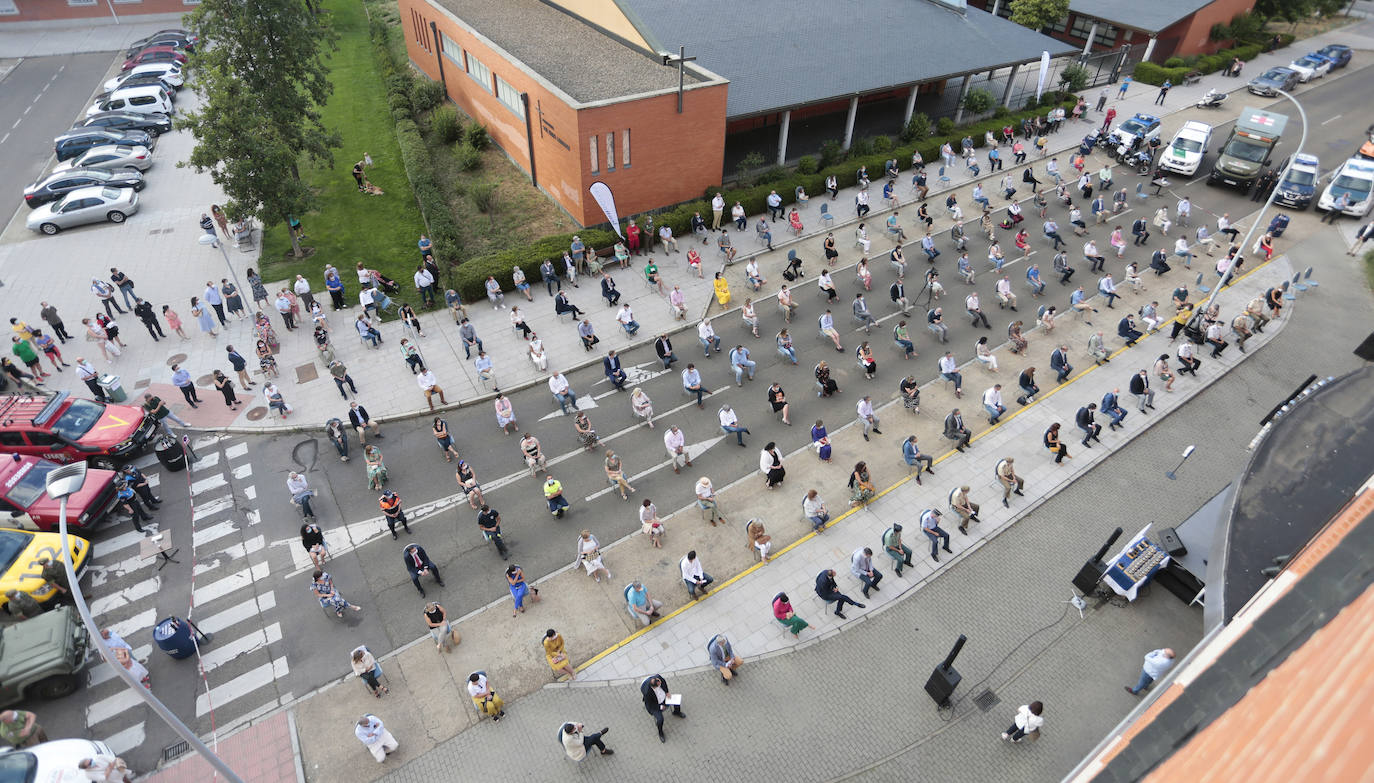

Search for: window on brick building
xmin=622 ymin=129 xmax=631 ymax=169
xmin=605 ymin=132 xmax=615 ymax=171
xmin=440 ymin=32 xmax=462 ymax=66
xmin=589 ymin=136 xmax=599 ymax=174
xmin=465 ymin=51 xmax=493 ymax=93
xmin=67 ymin=0 xmax=98 ymax=5
xmin=495 ymin=75 xmax=525 ymax=119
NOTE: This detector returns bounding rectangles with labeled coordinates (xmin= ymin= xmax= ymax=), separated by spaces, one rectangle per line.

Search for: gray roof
xmin=1068 ymin=0 xmax=1215 ymax=35
xmin=616 ymin=0 xmax=1075 ymax=118
xmin=432 ymin=0 xmax=697 ymax=104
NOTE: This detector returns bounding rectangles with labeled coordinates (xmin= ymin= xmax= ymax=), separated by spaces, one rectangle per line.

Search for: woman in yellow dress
xmin=543 ymin=628 xmax=576 ymax=680
xmin=713 ymin=271 xmax=731 ymax=306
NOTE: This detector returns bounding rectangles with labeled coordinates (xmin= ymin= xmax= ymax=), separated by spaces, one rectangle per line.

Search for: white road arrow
xmin=593 ymin=361 xmax=672 ymax=388
xmin=583 ymin=435 xmax=726 ymax=501
xmin=538 ymin=395 xmax=599 ymax=421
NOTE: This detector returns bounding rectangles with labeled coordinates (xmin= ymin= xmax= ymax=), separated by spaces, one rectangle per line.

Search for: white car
xmin=1158 ymin=120 xmax=1213 ymax=177
xmin=1286 ymin=54 xmax=1331 ymax=83
xmin=103 ymin=62 xmax=183 ymax=93
xmin=0 ymin=738 xmax=116 ymax=780
xmin=1318 ymin=157 xmax=1374 ymax=217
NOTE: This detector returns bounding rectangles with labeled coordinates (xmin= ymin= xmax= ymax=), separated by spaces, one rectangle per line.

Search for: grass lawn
xmin=260 ymin=0 xmax=426 ymax=301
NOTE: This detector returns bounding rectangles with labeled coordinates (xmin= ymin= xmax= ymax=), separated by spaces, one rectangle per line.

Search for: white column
xmin=904 ymin=85 xmax=919 ymax=125
xmin=842 ymin=96 xmax=859 ymax=151
xmin=1143 ymin=36 xmax=1158 ymax=62
xmin=776 ymin=110 xmax=791 ymax=167
xmin=990 ymin=0 xmax=1001 ymax=15
xmin=1000 ymin=63 xmax=1022 ymax=107
xmin=1082 ymin=22 xmax=1099 ymax=54
xmin=952 ymin=74 xmax=972 ymax=125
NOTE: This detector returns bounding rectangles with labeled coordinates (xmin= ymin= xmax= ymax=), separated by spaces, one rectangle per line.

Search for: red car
xmin=0 ymin=454 xmax=120 ymax=532
xmin=121 ymin=46 xmax=188 ymax=72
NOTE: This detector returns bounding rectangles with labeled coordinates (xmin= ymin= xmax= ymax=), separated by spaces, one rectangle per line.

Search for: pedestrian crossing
xmin=80 ymin=435 xmax=290 ymax=757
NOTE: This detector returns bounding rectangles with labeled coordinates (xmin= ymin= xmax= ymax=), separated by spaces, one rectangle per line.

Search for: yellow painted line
xmin=578 ymin=258 xmax=1281 ymax=673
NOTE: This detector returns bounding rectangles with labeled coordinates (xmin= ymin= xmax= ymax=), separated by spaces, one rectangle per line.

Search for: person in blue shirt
xmin=1026 ymin=264 xmax=1045 ymax=296
xmin=902 ymin=435 xmax=934 ymax=484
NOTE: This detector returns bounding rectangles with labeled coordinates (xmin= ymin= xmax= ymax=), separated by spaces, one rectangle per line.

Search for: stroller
xmin=1267 ymin=214 xmax=1290 ymax=238
xmin=1078 ymin=130 xmax=1101 ymax=157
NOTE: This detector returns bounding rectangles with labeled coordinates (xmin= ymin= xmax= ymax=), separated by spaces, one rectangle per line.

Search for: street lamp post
xmin=45 ymin=462 xmax=244 ymax=783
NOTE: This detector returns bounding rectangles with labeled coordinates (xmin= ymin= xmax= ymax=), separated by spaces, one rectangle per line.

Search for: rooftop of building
xmin=1067 ymin=0 xmax=1216 ymax=35
xmin=432 ymin=0 xmax=702 ymax=105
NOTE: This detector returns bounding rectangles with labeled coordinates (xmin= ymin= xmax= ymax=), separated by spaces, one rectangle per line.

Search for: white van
xmin=86 ymin=84 xmax=173 ymax=118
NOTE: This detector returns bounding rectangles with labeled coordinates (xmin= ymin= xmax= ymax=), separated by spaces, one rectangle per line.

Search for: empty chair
xmin=938 ymin=165 xmax=951 ymax=186
xmin=820 ymin=203 xmax=834 ymax=226
xmin=1195 ymin=271 xmax=1211 ymax=295
xmin=1135 ymin=182 xmax=1148 ymax=202
xmin=1283 ymin=273 xmax=1300 ymax=300
xmin=1302 ymin=266 xmax=1318 ymax=288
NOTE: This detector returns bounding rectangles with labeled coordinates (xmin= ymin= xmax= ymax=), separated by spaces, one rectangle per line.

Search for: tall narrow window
xmin=465 ymin=51 xmax=493 ymax=93
xmin=605 ymin=132 xmax=616 ymax=171
xmin=495 ymin=75 xmax=525 ymax=119
xmin=589 ymin=136 xmax=599 ymax=174
xmin=622 ymin=129 xmax=631 ymax=169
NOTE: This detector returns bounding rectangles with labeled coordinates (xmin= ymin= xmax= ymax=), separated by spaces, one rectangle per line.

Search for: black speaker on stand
xmin=924 ymin=634 xmax=967 ymax=709
xmin=1072 ymin=527 xmax=1123 ymax=596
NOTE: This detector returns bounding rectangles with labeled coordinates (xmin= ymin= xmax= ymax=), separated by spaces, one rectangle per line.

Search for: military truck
xmin=1208 ymin=108 xmax=1288 ymax=193
xmin=0 ymin=605 xmax=91 ymax=707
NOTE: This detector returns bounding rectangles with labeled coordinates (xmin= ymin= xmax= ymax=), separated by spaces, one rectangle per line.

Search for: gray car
xmin=1247 ymin=67 xmax=1299 ymax=97
xmin=50 ymin=144 xmax=153 ymax=174
xmin=25 ymin=185 xmax=140 ymax=235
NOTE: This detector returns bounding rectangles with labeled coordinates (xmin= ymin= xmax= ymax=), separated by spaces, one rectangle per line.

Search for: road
xmin=8 ymin=54 xmax=1372 ymax=774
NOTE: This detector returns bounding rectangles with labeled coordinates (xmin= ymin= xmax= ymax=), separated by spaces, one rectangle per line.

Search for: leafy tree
xmin=1009 ymin=0 xmax=1071 ymax=31
xmin=1254 ymin=0 xmax=1312 ymax=23
xmin=962 ymin=87 xmax=996 ymax=116
xmin=1058 ymin=64 xmax=1090 ymax=93
xmin=179 ymin=0 xmax=341 ymax=257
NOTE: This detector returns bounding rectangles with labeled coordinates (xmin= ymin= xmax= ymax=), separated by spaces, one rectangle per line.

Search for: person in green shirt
xmin=3 ymin=590 xmax=42 ymax=621
xmin=644 ymin=260 xmax=665 ymax=295
xmin=38 ymin=557 xmax=72 ymax=606
xmin=0 ymin=710 xmax=47 ymax=748
xmin=10 ymin=336 xmax=47 ymax=378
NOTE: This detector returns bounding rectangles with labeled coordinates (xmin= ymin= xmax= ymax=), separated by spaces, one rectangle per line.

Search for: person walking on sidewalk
xmin=0 ymin=710 xmax=50 ymax=749
xmin=91 ymin=279 xmax=125 ymax=318
xmin=380 ymin=491 xmax=411 ymax=539
xmin=815 ymin=568 xmax=865 ymax=618
xmin=1125 ymin=647 xmax=1175 ymax=695
xmin=355 ymin=714 xmax=399 ymax=762
xmin=640 ymin=674 xmax=685 ymax=742
xmin=1001 ymin=702 xmax=1044 ymax=743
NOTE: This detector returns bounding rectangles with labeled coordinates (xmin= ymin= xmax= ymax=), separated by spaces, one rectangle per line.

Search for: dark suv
xmin=80 ymin=110 xmax=172 ymax=137
xmin=23 ymin=167 xmax=144 ymax=209
xmin=53 ymin=128 xmax=153 ymax=162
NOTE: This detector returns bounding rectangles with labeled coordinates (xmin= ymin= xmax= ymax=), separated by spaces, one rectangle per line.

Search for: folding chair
xmin=820 ymin=203 xmax=834 ymax=226
xmin=1195 ymin=271 xmax=1211 ymax=295
xmin=1283 ymin=272 xmax=1301 ymax=300
xmin=1300 ymin=266 xmax=1318 ymax=288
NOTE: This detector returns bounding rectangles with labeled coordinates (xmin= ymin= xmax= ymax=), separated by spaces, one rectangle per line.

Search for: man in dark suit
xmin=654 ymin=334 xmax=677 ymax=369
xmin=402 ymin=543 xmax=444 ymax=597
xmin=813 ymin=568 xmax=865 ymax=619
xmin=1117 ymin=315 xmax=1143 ymax=347
xmin=640 ymin=674 xmax=684 ymax=742
xmin=943 ymin=409 xmax=972 ymax=452
xmin=348 ymin=401 xmax=382 ymax=444
xmin=600 ymin=274 xmax=621 ymax=307
xmin=603 ymin=350 xmax=627 ymax=391
xmin=1101 ymin=389 xmax=1128 ymax=430
xmin=1050 ymin=345 xmax=1073 ymax=383
xmin=1075 ymin=403 xmax=1103 ymax=447
xmin=1129 ymin=369 xmax=1156 ymax=412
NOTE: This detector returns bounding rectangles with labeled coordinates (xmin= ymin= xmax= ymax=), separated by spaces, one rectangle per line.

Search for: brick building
xmin=970 ymin=0 xmax=1259 ymax=63
xmin=0 ymin=0 xmax=193 ymax=24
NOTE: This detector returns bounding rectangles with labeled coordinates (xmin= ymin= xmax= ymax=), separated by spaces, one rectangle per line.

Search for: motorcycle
xmin=1124 ymin=150 xmax=1153 ymax=175
xmin=1196 ymin=89 xmax=1228 ymax=108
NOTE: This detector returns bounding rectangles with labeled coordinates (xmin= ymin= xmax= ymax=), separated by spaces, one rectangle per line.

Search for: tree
xmin=179 ymin=0 xmax=341 ymax=257
xmin=962 ymin=88 xmax=996 ymax=116
xmin=1254 ymin=0 xmax=1312 ymax=23
xmin=1009 ymin=0 xmax=1071 ymax=32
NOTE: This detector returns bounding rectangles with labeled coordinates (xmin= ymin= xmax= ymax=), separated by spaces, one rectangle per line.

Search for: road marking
xmin=96 ymin=529 xmax=156 ymax=558
xmin=191 ymin=451 xmax=221 ymax=471
xmin=244 ymin=485 xmax=256 ymax=501
xmin=190 ymin=474 xmax=227 ymax=496
xmin=197 ymin=590 xmax=276 ymax=632
xmin=88 ymin=553 xmax=154 ymax=587
xmin=103 ymin=723 xmax=145 ymax=756
xmin=193 ymin=562 xmax=270 ymax=605
xmin=538 ymin=395 xmax=599 ymax=421
xmin=191 ymin=496 xmax=236 ymax=523
xmin=130 ymin=453 xmax=159 ymax=470
xmin=232 ymin=463 xmax=253 ymax=479
xmin=88 ymin=688 xmax=144 ymax=727
xmin=145 ymin=473 xmax=159 ymax=489
xmin=193 ymin=535 xmax=265 ymax=577
xmin=107 ymin=609 xmax=157 ymax=641
xmin=191 ymin=518 xmax=240 ymax=547
xmin=195 ymin=656 xmax=288 ymax=717
xmin=225 ymin=442 xmax=249 ymax=460
xmin=583 ymin=436 xmax=725 ymax=501
xmin=199 ymin=622 xmax=282 ymax=672
xmin=0 ymin=133 xmax=8 ymax=145
xmin=90 ymin=577 xmax=160 ymax=618
xmin=1320 ymin=114 xmax=1342 ymax=126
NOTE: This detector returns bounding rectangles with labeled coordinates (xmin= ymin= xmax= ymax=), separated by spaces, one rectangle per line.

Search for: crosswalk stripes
xmin=79 ymin=435 xmax=288 ymax=759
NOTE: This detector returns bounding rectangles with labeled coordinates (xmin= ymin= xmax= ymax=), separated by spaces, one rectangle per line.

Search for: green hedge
xmin=447 ymin=94 xmax=1078 ymax=300
xmin=1132 ymin=39 xmax=1283 ymax=85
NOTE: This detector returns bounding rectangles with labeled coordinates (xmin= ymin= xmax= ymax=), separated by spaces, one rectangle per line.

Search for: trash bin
xmin=155 ymin=437 xmax=186 ymax=472
xmin=153 ymin=616 xmax=212 ymax=659
xmin=97 ymin=374 xmax=127 ymax=403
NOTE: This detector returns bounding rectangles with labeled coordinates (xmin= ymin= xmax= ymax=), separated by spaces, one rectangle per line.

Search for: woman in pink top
xmin=161 ymin=305 xmax=187 ymax=340
xmin=772 ymin=592 xmax=809 ymax=636
xmin=1109 ymin=226 xmax=1127 ymax=258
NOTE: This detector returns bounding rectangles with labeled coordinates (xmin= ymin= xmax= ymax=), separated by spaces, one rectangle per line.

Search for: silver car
xmin=51 ymin=144 xmax=152 ymax=173
xmin=25 ymin=185 xmax=140 ymax=235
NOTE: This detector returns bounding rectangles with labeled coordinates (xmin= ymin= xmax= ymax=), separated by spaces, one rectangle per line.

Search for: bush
xmin=1210 ymin=22 xmax=1232 ymax=42
xmin=470 ymin=182 xmax=498 ymax=215
xmin=386 ymin=73 xmax=413 ymax=96
xmin=411 ymin=78 xmax=447 ymax=112
xmin=849 ymin=137 xmax=874 ymax=157
xmin=1131 ymin=61 xmax=1191 ymax=86
xmin=454 ymin=143 xmax=481 ymax=171
xmin=430 ymin=107 xmax=463 ymax=144
xmin=899 ymin=113 xmax=931 ymax=144
xmin=466 ymin=123 xmax=490 ymax=151
xmin=734 ymin=151 xmax=765 ymax=185
xmin=1058 ymin=64 xmax=1090 ymax=93
xmin=871 ymin=135 xmax=893 ymax=153
xmin=386 ymin=89 xmax=411 ymax=113
xmin=962 ymin=87 xmax=996 ymax=116
xmin=936 ymin=117 xmax=956 ymax=137
xmin=1164 ymin=56 xmax=1186 ymax=68
xmin=796 ymin=155 xmax=818 ymax=175
xmin=994 ymin=104 xmax=1012 ymax=119
xmin=818 ymin=139 xmax=845 ymax=168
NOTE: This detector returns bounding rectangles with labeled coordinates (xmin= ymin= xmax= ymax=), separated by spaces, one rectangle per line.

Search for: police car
xmin=1158 ymin=121 xmax=1213 ymax=177
xmin=1108 ymin=113 xmax=1162 ymax=149
xmin=1273 ymin=153 xmax=1320 ymax=210
xmin=1318 ymin=157 xmax=1374 ymax=217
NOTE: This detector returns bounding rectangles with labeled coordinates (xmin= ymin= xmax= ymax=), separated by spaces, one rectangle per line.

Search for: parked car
xmin=53 ymin=127 xmax=152 ymax=161
xmin=1315 ymin=43 xmax=1352 ymax=68
xmin=25 ymin=186 xmax=140 ymax=234
xmin=1318 ymin=157 xmax=1374 ymax=217
xmin=0 ymin=393 xmax=157 ymax=466
xmin=23 ymin=167 xmax=144 ymax=209
xmin=80 ymin=109 xmax=171 ymax=137
xmin=1108 ymin=113 xmax=1162 ymax=149
xmin=1287 ymin=54 xmax=1331 ymax=82
xmin=1272 ymin=153 xmax=1320 ymax=209
xmin=0 ymin=610 xmax=94 ymax=708
xmin=87 ymin=84 xmax=173 ymax=118
xmin=93 ymin=77 xmax=175 ymax=108
xmin=51 ymin=145 xmax=152 ymax=174
xmin=126 ymin=31 xmax=197 ymax=56
xmin=0 ymin=529 xmax=90 ymax=611
xmin=0 ymin=455 xmax=121 ymax=533
xmin=104 ymin=62 xmax=183 ymax=93
xmin=121 ymin=46 xmax=187 ymax=72
xmin=1247 ymin=67 xmax=1299 ymax=97
xmin=1157 ymin=120 xmax=1213 ymax=177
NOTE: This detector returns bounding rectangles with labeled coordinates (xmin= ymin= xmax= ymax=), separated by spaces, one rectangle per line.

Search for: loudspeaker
xmin=1157 ymin=526 xmax=1187 ymax=557
xmin=1072 ymin=559 xmax=1107 ymax=595
xmin=924 ymin=664 xmax=962 ymax=708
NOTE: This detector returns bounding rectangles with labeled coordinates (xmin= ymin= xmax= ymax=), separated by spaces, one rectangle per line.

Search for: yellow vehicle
xmin=0 ymin=528 xmax=90 ymax=609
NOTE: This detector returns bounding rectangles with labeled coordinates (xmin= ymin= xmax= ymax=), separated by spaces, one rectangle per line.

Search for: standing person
xmin=162 ymin=305 xmax=188 ymax=340
xmin=212 ymin=370 xmax=239 ymax=410
xmin=191 ymin=297 xmax=218 ymax=337
xmin=355 ymin=714 xmax=399 ymax=762
xmin=1001 ymin=702 xmax=1045 ymax=743
xmin=402 ymin=543 xmax=445 ymax=596
xmin=141 ymin=392 xmax=187 ymax=434
xmin=222 ymin=279 xmax=246 ymax=319
xmin=996 ymin=457 xmax=1025 ymax=507
xmin=380 ymin=491 xmax=411 ymax=539
xmin=1154 ymin=79 xmax=1170 ymax=105
xmin=1125 ymin=647 xmax=1176 ymax=695
xmin=640 ymin=674 xmax=685 ymax=742
xmin=39 ymin=302 xmax=72 ymax=343
xmin=505 ymin=563 xmax=539 ymax=617
xmin=170 ymin=364 xmax=200 ymax=408
xmin=132 ymin=298 xmax=164 ymax=340
xmin=772 ymin=592 xmax=810 ymax=636
xmin=10 ymin=336 xmax=47 ymax=379
xmin=544 ymin=629 xmax=577 ymax=680
xmin=91 ymin=278 xmax=126 ymax=317
xmin=203 ymin=282 xmax=227 ymax=326
xmin=246 ymin=268 xmax=271 ymax=311
xmin=814 ymin=568 xmax=865 ymax=618
xmin=561 ymin=722 xmax=613 ymax=761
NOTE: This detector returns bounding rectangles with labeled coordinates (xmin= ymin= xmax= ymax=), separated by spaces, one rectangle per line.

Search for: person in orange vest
xmin=379 ymin=491 xmax=411 ymax=539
